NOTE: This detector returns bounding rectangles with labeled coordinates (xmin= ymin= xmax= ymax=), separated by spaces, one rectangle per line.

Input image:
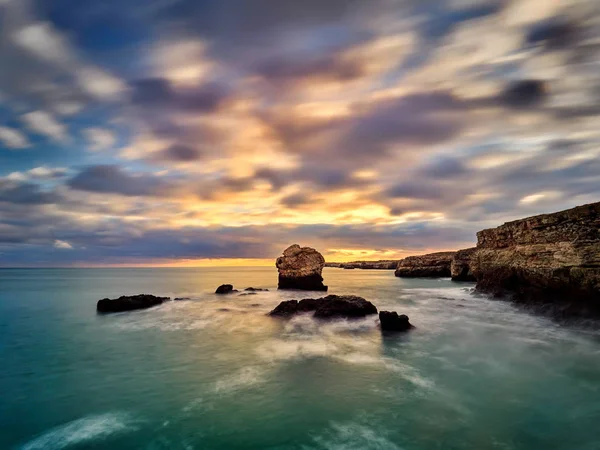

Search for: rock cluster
xmin=379 ymin=311 xmax=414 ymax=332
xmin=469 ymin=202 xmax=600 ymax=317
xmin=269 ymin=295 xmax=377 ymax=319
xmin=276 ymin=244 xmax=327 ymax=291
xmin=394 ymin=252 xmax=455 ymax=278
xmin=97 ymin=294 xmax=169 ymax=313
xmin=450 ymin=247 xmax=477 ymax=281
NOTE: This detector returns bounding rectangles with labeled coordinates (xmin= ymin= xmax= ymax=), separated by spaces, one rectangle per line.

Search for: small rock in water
xmin=174 ymin=297 xmax=191 ymax=301
xmin=238 ymin=292 xmax=257 ymax=296
xmin=215 ymin=284 xmax=237 ymax=294
xmin=379 ymin=311 xmax=414 ymax=332
xmin=96 ymin=294 xmax=169 ymax=313
xmin=245 ymin=287 xmax=269 ymax=291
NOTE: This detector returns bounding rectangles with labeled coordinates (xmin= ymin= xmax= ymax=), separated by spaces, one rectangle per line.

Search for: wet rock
xmin=379 ymin=311 xmax=413 ymax=332
xmin=451 ymin=247 xmax=477 ymax=282
xmin=174 ymin=297 xmax=191 ymax=301
xmin=97 ymin=294 xmax=169 ymax=313
xmin=215 ymin=284 xmax=237 ymax=294
xmin=238 ymin=292 xmax=257 ymax=296
xmin=394 ymin=252 xmax=455 ymax=278
xmin=276 ymin=244 xmax=327 ymax=291
xmin=472 ymin=201 xmax=600 ymax=318
xmin=269 ymin=295 xmax=377 ymax=319
xmin=245 ymin=287 xmax=269 ymax=291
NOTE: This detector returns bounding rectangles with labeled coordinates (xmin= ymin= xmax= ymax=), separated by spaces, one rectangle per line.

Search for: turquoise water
xmin=1 ymin=267 xmax=599 ymax=450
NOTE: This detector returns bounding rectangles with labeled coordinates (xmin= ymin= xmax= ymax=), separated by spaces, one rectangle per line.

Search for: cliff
xmin=451 ymin=247 xmax=477 ymax=281
xmin=471 ymin=201 xmax=600 ymax=317
xmin=325 ymin=260 xmax=398 ymax=270
xmin=394 ymin=252 xmax=455 ymax=277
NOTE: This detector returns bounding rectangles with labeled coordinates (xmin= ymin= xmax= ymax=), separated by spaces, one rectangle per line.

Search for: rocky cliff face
xmin=471 ymin=202 xmax=600 ymax=317
xmin=276 ymin=244 xmax=328 ymax=291
xmin=325 ymin=260 xmax=398 ymax=270
xmin=451 ymin=247 xmax=477 ymax=281
xmin=394 ymin=252 xmax=455 ymax=277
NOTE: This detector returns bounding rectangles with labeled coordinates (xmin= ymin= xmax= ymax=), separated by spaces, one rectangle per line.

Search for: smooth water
xmin=1 ymin=267 xmax=599 ymax=450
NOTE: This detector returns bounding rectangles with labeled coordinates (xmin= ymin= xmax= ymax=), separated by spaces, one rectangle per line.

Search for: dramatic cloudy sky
xmin=1 ymin=0 xmax=600 ymax=266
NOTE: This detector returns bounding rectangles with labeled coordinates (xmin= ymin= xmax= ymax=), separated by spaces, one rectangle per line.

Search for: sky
xmin=0 ymin=0 xmax=599 ymax=267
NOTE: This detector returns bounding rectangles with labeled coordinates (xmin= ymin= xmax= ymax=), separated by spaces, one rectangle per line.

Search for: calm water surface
xmin=1 ymin=267 xmax=599 ymax=449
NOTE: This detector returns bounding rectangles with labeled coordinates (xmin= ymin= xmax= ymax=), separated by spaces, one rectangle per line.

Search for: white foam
xmin=308 ymin=422 xmax=403 ymax=450
xmin=214 ymin=366 xmax=266 ymax=393
xmin=256 ymin=339 xmax=339 ymax=362
xmin=21 ymin=412 xmax=137 ymax=450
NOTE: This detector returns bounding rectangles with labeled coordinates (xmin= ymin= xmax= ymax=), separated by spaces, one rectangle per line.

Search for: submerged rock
xmin=394 ymin=252 xmax=455 ymax=278
xmin=276 ymin=244 xmax=327 ymax=291
xmin=379 ymin=311 xmax=413 ymax=332
xmin=215 ymin=284 xmax=237 ymax=294
xmin=269 ymin=295 xmax=377 ymax=319
xmin=451 ymin=247 xmax=477 ymax=282
xmin=472 ymin=201 xmax=600 ymax=318
xmin=97 ymin=294 xmax=169 ymax=313
xmin=245 ymin=287 xmax=269 ymax=291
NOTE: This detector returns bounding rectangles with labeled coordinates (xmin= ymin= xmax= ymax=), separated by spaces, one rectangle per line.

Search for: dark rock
xmin=451 ymin=247 xmax=477 ymax=281
xmin=276 ymin=244 xmax=327 ymax=291
xmin=97 ymin=294 xmax=169 ymax=313
xmin=174 ymin=297 xmax=191 ymax=301
xmin=394 ymin=252 xmax=455 ymax=278
xmin=472 ymin=201 xmax=600 ymax=318
xmin=245 ymin=287 xmax=269 ymax=291
xmin=238 ymin=292 xmax=257 ymax=296
xmin=379 ymin=311 xmax=413 ymax=332
xmin=215 ymin=284 xmax=237 ymax=294
xmin=268 ymin=300 xmax=299 ymax=317
xmin=269 ymin=295 xmax=377 ymax=320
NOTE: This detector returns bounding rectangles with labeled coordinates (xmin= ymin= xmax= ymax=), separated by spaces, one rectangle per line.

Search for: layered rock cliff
xmin=450 ymin=247 xmax=477 ymax=281
xmin=276 ymin=244 xmax=328 ymax=291
xmin=394 ymin=252 xmax=455 ymax=277
xmin=325 ymin=260 xmax=398 ymax=270
xmin=471 ymin=202 xmax=600 ymax=317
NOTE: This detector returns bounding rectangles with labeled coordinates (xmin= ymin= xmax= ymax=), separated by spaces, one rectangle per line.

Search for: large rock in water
xmin=451 ymin=247 xmax=477 ymax=281
xmin=472 ymin=202 xmax=600 ymax=318
xmin=394 ymin=252 xmax=455 ymax=277
xmin=276 ymin=244 xmax=327 ymax=291
xmin=97 ymin=294 xmax=169 ymax=313
xmin=269 ymin=295 xmax=377 ymax=319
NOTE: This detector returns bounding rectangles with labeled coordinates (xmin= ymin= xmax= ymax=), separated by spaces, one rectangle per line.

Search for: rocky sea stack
xmin=470 ymin=201 xmax=600 ymax=318
xmin=97 ymin=294 xmax=169 ymax=313
xmin=394 ymin=251 xmax=455 ymax=278
xmin=276 ymin=244 xmax=328 ymax=291
xmin=269 ymin=294 xmax=377 ymax=319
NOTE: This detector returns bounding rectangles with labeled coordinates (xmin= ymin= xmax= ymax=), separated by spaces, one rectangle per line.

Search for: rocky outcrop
xmin=97 ymin=294 xmax=169 ymax=313
xmin=325 ymin=260 xmax=398 ymax=270
xmin=472 ymin=201 xmax=600 ymax=318
xmin=394 ymin=251 xmax=455 ymax=278
xmin=269 ymin=295 xmax=377 ymax=319
xmin=276 ymin=244 xmax=327 ymax=291
xmin=215 ymin=284 xmax=237 ymax=294
xmin=451 ymin=247 xmax=477 ymax=281
xmin=379 ymin=311 xmax=414 ymax=332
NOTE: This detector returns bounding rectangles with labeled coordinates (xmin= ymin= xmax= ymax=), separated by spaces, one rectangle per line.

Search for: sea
xmin=1 ymin=267 xmax=599 ymax=450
